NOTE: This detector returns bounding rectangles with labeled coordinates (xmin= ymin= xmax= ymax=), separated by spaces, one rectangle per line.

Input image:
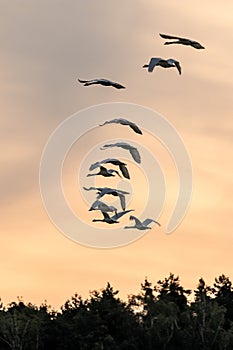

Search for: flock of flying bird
xmin=79 ymin=33 xmax=205 ymax=231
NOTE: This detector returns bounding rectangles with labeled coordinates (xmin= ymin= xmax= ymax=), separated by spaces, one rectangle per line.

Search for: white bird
xmin=159 ymin=33 xmax=205 ymax=49
xmin=78 ymin=78 xmax=125 ymax=89
xmin=100 ymin=142 xmax=141 ymax=164
xmin=88 ymin=200 xmax=118 ymax=215
xmin=143 ymin=57 xmax=181 ymax=75
xmin=93 ymin=209 xmax=134 ymax=224
xmin=83 ymin=186 xmax=129 ymax=211
xmin=89 ymin=158 xmax=130 ymax=179
xmin=99 ymin=118 xmax=142 ymax=135
xmin=87 ymin=165 xmax=122 ymax=178
xmin=124 ymin=215 xmax=161 ymax=230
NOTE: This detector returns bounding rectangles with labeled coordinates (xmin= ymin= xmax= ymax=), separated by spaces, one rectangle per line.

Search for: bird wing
xmin=99 ymin=166 xmax=109 ymax=175
xmin=104 ymin=158 xmax=125 ymax=166
xmin=99 ymin=119 xmax=142 ymax=135
xmin=148 ymin=58 xmax=162 ymax=72
xmin=89 ymin=161 xmax=101 ymax=171
xmin=115 ymin=189 xmax=130 ymax=195
xmin=129 ymin=215 xmax=142 ymax=226
xmin=112 ymin=209 xmax=134 ymax=220
xmin=118 ymin=194 xmax=126 ymax=211
xmin=174 ymin=60 xmax=182 ymax=75
xmin=101 ymin=211 xmax=111 ymax=220
xmin=159 ymin=33 xmax=188 ymax=41
xmin=109 ymin=169 xmax=122 ymax=178
xmin=96 ymin=192 xmax=104 ymax=199
xmin=100 ymin=202 xmax=117 ymax=212
xmin=101 ymin=142 xmax=141 ymax=164
xmin=129 ymin=147 xmax=141 ymax=163
xmin=111 ymin=82 xmax=126 ymax=89
xmin=128 ymin=121 xmax=143 ymax=135
xmin=89 ymin=159 xmax=121 ymax=170
xmin=88 ymin=199 xmax=100 ymax=210
xmin=119 ymin=163 xmax=130 ymax=179
xmin=142 ymin=218 xmax=161 ymax=227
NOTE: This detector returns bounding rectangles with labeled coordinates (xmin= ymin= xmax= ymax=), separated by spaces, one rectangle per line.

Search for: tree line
xmin=0 ymin=273 xmax=233 ymax=349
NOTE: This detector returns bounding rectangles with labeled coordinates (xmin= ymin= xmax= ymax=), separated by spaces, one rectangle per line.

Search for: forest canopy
xmin=0 ymin=273 xmax=233 ymax=349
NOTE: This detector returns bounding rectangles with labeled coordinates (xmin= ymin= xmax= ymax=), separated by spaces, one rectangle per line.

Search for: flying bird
xmin=93 ymin=209 xmax=134 ymax=224
xmin=78 ymin=78 xmax=125 ymax=89
xmin=124 ymin=215 xmax=161 ymax=230
xmin=88 ymin=200 xmax=118 ymax=215
xmin=83 ymin=186 xmax=129 ymax=211
xmin=159 ymin=33 xmax=205 ymax=49
xmin=89 ymin=158 xmax=130 ymax=179
xmin=143 ymin=57 xmax=181 ymax=75
xmin=99 ymin=118 xmax=142 ymax=135
xmin=100 ymin=142 xmax=141 ymax=164
xmin=87 ymin=165 xmax=122 ymax=178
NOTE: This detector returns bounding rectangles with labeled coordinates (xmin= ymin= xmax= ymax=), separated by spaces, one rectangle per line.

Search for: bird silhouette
xmin=159 ymin=33 xmax=205 ymax=49
xmin=89 ymin=158 xmax=130 ymax=179
xmin=99 ymin=118 xmax=142 ymax=135
xmin=93 ymin=209 xmax=134 ymax=224
xmin=143 ymin=57 xmax=181 ymax=75
xmin=87 ymin=165 xmax=122 ymax=178
xmin=83 ymin=187 xmax=129 ymax=211
xmin=100 ymin=142 xmax=141 ymax=164
xmin=88 ymin=200 xmax=118 ymax=215
xmin=124 ymin=215 xmax=161 ymax=230
xmin=78 ymin=78 xmax=125 ymax=89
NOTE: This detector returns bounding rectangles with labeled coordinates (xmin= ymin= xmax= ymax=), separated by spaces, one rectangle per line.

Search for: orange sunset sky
xmin=1 ymin=1 xmax=233 ymax=310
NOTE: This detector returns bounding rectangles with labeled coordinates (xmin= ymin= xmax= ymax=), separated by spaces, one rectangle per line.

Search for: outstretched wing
xmin=128 ymin=122 xmax=143 ymax=135
xmin=119 ymin=163 xmax=130 ymax=179
xmin=111 ymin=82 xmax=126 ymax=89
xmin=109 ymin=169 xmax=122 ymax=178
xmin=99 ymin=118 xmax=142 ymax=135
xmin=129 ymin=147 xmax=141 ymax=163
xmin=174 ymin=60 xmax=182 ymax=75
xmin=148 ymin=57 xmax=162 ymax=72
xmin=129 ymin=215 xmax=142 ymax=226
xmin=88 ymin=199 xmax=100 ymax=211
xmin=112 ymin=209 xmax=134 ymax=221
xmin=101 ymin=211 xmax=111 ymax=220
xmin=101 ymin=142 xmax=141 ymax=163
xmin=90 ymin=158 xmax=124 ymax=171
xmin=159 ymin=33 xmax=183 ymax=40
xmin=118 ymin=194 xmax=126 ymax=211
xmin=142 ymin=218 xmax=161 ymax=227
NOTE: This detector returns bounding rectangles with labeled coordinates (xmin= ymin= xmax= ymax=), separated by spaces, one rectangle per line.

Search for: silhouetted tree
xmin=0 ymin=274 xmax=233 ymax=349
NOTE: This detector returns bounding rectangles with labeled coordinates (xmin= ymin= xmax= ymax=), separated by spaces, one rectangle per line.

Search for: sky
xmin=1 ymin=0 xmax=233 ymax=310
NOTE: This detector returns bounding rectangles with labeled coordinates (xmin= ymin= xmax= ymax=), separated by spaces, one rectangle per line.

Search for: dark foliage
xmin=0 ymin=274 xmax=233 ymax=349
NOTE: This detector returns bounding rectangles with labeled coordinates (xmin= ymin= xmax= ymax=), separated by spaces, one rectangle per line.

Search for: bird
xmin=88 ymin=200 xmax=118 ymax=215
xmin=92 ymin=209 xmax=134 ymax=224
xmin=124 ymin=215 xmax=161 ymax=230
xmin=83 ymin=186 xmax=130 ymax=211
xmin=143 ymin=57 xmax=181 ymax=75
xmin=89 ymin=158 xmax=130 ymax=179
xmin=87 ymin=165 xmax=122 ymax=178
xmin=77 ymin=78 xmax=125 ymax=89
xmin=100 ymin=142 xmax=141 ymax=164
xmin=99 ymin=118 xmax=142 ymax=135
xmin=159 ymin=33 xmax=205 ymax=49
